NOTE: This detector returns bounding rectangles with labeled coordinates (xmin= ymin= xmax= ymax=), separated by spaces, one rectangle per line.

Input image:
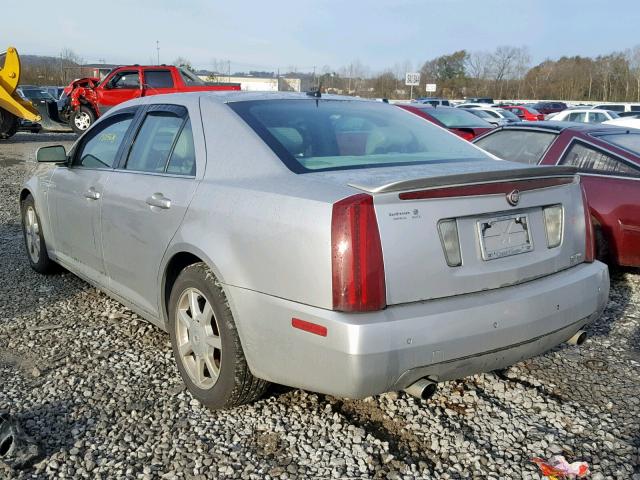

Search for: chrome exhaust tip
xmin=567 ymin=329 xmax=587 ymax=346
xmin=403 ymin=378 xmax=437 ymax=400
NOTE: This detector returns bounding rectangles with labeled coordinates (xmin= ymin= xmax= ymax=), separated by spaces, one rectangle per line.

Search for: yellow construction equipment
xmin=0 ymin=46 xmax=42 ymax=139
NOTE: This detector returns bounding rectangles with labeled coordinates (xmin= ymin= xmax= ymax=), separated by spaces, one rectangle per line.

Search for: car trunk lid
xmin=342 ymin=164 xmax=585 ymax=306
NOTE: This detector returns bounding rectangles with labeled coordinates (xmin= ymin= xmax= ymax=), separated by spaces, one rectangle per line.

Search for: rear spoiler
xmin=348 ymin=166 xmax=578 ymax=194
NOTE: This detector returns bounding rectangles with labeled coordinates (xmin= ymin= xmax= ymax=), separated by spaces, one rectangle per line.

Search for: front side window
xmin=567 ymin=112 xmax=587 ymax=122
xmin=560 ymin=142 xmax=640 ymax=177
xmin=110 ymin=71 xmax=140 ymax=89
xmin=475 ymin=130 xmax=556 ymax=164
xmin=144 ymin=70 xmax=174 ymax=88
xmin=75 ymin=114 xmax=134 ymax=168
xmin=230 ymin=100 xmax=489 ymax=173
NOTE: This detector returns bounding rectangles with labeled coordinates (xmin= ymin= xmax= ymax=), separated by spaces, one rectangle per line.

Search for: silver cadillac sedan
xmin=20 ymin=92 xmax=609 ymax=409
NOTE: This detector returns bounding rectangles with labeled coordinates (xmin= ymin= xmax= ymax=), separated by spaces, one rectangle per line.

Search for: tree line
xmin=15 ymin=45 xmax=640 ymax=102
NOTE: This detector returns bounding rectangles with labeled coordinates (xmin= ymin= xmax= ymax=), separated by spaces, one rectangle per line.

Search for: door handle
xmin=146 ymin=193 xmax=171 ymax=210
xmin=84 ymin=188 xmax=101 ymax=200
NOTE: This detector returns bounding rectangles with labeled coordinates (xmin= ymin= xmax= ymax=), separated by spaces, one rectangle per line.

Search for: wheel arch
xmin=19 ymin=187 xmax=33 ymax=204
xmin=159 ymin=245 xmax=228 ymax=329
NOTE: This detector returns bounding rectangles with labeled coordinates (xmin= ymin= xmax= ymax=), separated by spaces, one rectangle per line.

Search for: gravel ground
xmin=1 ymin=133 xmax=639 ymax=479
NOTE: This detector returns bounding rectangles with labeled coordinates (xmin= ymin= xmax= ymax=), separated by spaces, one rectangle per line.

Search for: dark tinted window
xmin=166 ymin=119 xmax=196 ymax=175
xmin=630 ymin=105 xmax=640 ymax=112
xmin=144 ymin=70 xmax=174 ymax=88
xmin=230 ymin=100 xmax=489 ymax=173
xmin=475 ymin=130 xmax=556 ymax=164
xmin=126 ymin=112 xmax=185 ymax=173
xmin=76 ymin=114 xmax=134 ymax=168
xmin=560 ymin=142 xmax=640 ymax=177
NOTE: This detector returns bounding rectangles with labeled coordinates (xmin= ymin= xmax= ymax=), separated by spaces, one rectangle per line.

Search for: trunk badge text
xmin=506 ymin=189 xmax=520 ymax=206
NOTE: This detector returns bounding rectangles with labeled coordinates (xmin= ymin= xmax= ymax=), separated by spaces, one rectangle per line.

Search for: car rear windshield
xmin=229 ymin=99 xmax=489 ymax=173
xmin=497 ymin=109 xmax=520 ymax=121
xmin=475 ymin=130 xmax=557 ymax=164
xmin=598 ymin=132 xmax=640 ymax=155
xmin=179 ymin=68 xmax=205 ymax=86
xmin=421 ymin=107 xmax=491 ymax=128
xmin=525 ymin=107 xmax=541 ymax=115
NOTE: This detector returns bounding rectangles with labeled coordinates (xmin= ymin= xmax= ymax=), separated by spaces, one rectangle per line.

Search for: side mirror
xmin=36 ymin=145 xmax=67 ymax=163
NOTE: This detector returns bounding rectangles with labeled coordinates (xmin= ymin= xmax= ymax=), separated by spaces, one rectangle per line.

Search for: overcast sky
xmin=3 ymin=0 xmax=639 ymax=73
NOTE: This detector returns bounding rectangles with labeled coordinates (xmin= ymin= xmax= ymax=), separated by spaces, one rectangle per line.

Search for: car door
xmin=100 ymin=103 xmax=201 ymax=317
xmin=48 ymin=109 xmax=137 ymax=283
xmin=96 ymin=69 xmax=142 ymax=115
xmin=557 ymin=139 xmax=640 ymax=266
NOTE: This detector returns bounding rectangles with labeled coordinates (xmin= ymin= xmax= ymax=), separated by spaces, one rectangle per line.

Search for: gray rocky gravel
xmin=0 ymin=133 xmax=639 ymax=479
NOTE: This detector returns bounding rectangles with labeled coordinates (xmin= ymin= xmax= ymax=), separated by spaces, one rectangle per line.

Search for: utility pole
xmin=156 ymin=41 xmax=160 ymax=65
xmin=313 ymin=66 xmax=316 ymax=89
xmin=228 ymin=60 xmax=231 ymax=82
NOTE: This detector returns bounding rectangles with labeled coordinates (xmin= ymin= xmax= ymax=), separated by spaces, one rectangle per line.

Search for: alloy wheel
xmin=24 ymin=206 xmax=40 ymax=263
xmin=174 ymin=288 xmax=222 ymax=389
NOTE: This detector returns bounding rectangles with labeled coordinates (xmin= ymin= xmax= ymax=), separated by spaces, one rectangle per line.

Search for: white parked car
xmin=592 ymin=103 xmax=640 ymax=113
xmin=603 ymin=117 xmax=640 ymax=129
xmin=548 ymin=109 xmax=619 ymax=124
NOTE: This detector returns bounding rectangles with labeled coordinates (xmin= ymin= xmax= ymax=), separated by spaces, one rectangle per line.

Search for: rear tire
xmin=594 ymin=226 xmax=610 ymax=264
xmin=168 ymin=262 xmax=269 ymax=409
xmin=0 ymin=108 xmax=19 ymax=140
xmin=70 ymin=106 xmax=95 ymax=135
xmin=21 ymin=195 xmax=57 ymax=274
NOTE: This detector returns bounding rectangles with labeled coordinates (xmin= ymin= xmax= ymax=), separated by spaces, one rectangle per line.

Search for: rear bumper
xmin=227 ymin=261 xmax=609 ymax=398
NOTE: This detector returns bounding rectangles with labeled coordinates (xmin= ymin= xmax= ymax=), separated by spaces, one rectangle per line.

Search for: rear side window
xmin=475 ymin=130 xmax=556 ymax=164
xmin=560 ymin=142 xmax=640 ymax=177
xmin=125 ymin=107 xmax=195 ymax=175
xmin=144 ymin=70 xmax=174 ymax=88
xmin=75 ymin=113 xmax=134 ymax=168
xmin=589 ymin=112 xmax=608 ymax=123
xmin=229 ymin=100 xmax=489 ymax=173
xmin=166 ymin=119 xmax=196 ymax=175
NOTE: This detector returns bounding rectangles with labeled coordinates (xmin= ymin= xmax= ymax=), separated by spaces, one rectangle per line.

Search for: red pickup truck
xmin=63 ymin=65 xmax=240 ymax=134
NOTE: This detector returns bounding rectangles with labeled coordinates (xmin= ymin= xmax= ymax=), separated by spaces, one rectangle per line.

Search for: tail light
xmin=581 ymin=184 xmax=595 ymax=262
xmin=453 ymin=129 xmax=475 ymax=141
xmin=437 ymin=219 xmax=462 ymax=266
xmin=331 ymin=194 xmax=386 ymax=312
xmin=537 ymin=114 xmax=544 ymax=121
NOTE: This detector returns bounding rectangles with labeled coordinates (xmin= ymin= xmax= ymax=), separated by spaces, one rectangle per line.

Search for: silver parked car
xmin=21 ymin=92 xmax=609 ymax=409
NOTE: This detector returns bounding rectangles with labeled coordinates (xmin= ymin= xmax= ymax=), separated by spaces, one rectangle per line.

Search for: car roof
xmin=199 ymin=91 xmax=371 ymax=104
xmin=486 ymin=121 xmax=633 ymax=134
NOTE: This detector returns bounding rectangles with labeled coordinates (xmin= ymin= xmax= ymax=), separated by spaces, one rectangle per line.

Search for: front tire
xmin=70 ymin=106 xmax=95 ymax=135
xmin=168 ymin=263 xmax=269 ymax=409
xmin=21 ymin=195 xmax=56 ymax=274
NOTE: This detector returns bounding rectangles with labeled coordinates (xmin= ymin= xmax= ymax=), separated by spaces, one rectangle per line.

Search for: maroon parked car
xmin=474 ymin=122 xmax=640 ymax=267
xmin=397 ymin=104 xmax=493 ymax=141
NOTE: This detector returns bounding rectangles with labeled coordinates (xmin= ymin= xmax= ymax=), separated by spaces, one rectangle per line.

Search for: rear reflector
xmin=437 ymin=219 xmax=462 ymax=266
xmin=292 ymin=318 xmax=327 ymax=337
xmin=399 ymin=177 xmax=574 ymax=201
xmin=543 ymin=205 xmax=563 ymax=248
xmin=581 ymin=184 xmax=595 ymax=262
xmin=332 ymin=194 xmax=386 ymax=312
